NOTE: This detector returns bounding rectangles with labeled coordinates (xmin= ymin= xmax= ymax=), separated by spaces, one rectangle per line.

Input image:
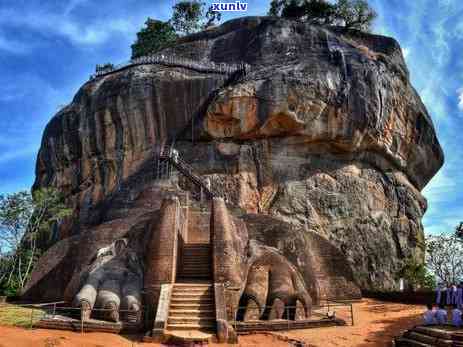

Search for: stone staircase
xmin=165 ymin=243 xmax=215 ymax=338
xmin=394 ymin=325 xmax=463 ymax=346
xmin=178 ymin=244 xmax=212 ymax=280
xmin=167 ymin=283 xmax=215 ymax=332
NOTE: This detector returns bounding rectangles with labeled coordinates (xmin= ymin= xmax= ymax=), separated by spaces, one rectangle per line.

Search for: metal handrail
xmin=157 ymin=145 xmax=216 ymax=199
xmin=90 ymin=54 xmax=250 ymax=80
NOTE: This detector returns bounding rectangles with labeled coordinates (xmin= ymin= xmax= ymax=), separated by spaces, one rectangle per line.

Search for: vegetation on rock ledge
xmin=0 ymin=188 xmax=71 ymax=296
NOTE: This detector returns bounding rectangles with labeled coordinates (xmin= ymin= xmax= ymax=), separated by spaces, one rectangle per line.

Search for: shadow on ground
xmin=356 ymin=300 xmax=422 ymax=347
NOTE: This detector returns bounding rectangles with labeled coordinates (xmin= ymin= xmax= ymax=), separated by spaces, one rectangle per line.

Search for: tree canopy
xmin=131 ymin=1 xmax=221 ymax=58
xmin=426 ymin=233 xmax=463 ymax=285
xmin=131 ymin=19 xmax=178 ymax=59
xmin=268 ymin=0 xmax=377 ymax=31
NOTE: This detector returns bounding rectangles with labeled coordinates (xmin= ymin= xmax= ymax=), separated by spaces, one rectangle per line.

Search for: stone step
xmin=180 ymin=267 xmax=211 ymax=272
xmin=171 ymin=293 xmax=213 ymax=299
xmin=179 ymin=269 xmax=211 ymax=273
xmin=183 ymin=247 xmax=210 ymax=251
xmin=172 ymin=287 xmax=212 ymax=293
xmin=172 ymin=288 xmax=214 ymax=295
xmin=170 ymin=297 xmax=214 ymax=303
xmin=166 ymin=323 xmax=216 ymax=330
xmin=182 ymin=261 xmax=210 ymax=265
xmin=405 ymin=331 xmax=439 ymax=345
xmin=183 ymin=251 xmax=210 ymax=253
xmin=395 ymin=337 xmax=431 ymax=347
xmin=181 ymin=262 xmax=210 ymax=266
xmin=174 ymin=283 xmax=212 ymax=287
xmin=413 ymin=326 xmax=453 ymax=340
xmin=168 ymin=317 xmax=215 ymax=325
xmin=169 ymin=309 xmax=215 ymax=317
xmin=182 ymin=255 xmax=210 ymax=259
xmin=164 ymin=329 xmax=214 ymax=342
xmin=177 ymin=277 xmax=212 ymax=281
xmin=178 ymin=274 xmax=212 ymax=279
xmin=170 ymin=303 xmax=215 ymax=310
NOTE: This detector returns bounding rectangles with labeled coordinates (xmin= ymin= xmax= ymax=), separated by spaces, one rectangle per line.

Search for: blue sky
xmin=0 ymin=0 xmax=461 ymax=235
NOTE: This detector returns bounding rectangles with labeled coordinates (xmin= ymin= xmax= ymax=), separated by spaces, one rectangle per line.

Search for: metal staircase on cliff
xmin=156 ymin=145 xmax=217 ymax=200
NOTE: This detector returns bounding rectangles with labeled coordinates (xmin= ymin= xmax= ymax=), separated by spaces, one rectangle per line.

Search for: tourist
xmin=452 ymin=304 xmax=463 ymax=328
xmin=457 ymin=283 xmax=463 ymax=309
xmin=423 ymin=304 xmax=437 ymax=325
xmin=436 ymin=283 xmax=446 ymax=305
xmin=452 ymin=283 xmax=459 ymax=305
xmin=436 ymin=303 xmax=448 ymax=325
xmin=446 ymin=284 xmax=453 ymax=305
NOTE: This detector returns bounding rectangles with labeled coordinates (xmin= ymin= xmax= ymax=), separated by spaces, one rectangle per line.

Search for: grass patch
xmin=0 ymin=304 xmax=45 ymax=328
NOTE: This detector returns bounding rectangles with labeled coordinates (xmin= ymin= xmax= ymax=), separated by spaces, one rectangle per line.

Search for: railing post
xmin=53 ymin=303 xmax=56 ymax=317
xmin=351 ymin=303 xmax=354 ymax=326
xmin=80 ymin=307 xmax=84 ymax=334
xmin=287 ymin=306 xmax=289 ymax=330
xmin=29 ymin=308 xmax=34 ymax=330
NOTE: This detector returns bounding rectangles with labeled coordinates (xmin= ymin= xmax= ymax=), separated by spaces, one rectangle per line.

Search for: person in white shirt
xmin=452 ymin=284 xmax=459 ymax=305
xmin=436 ymin=283 xmax=446 ymax=305
xmin=423 ymin=304 xmax=437 ymax=326
xmin=452 ymin=304 xmax=462 ymax=328
xmin=457 ymin=283 xmax=463 ymax=310
xmin=447 ymin=284 xmax=453 ymax=305
xmin=435 ymin=304 xmax=448 ymax=325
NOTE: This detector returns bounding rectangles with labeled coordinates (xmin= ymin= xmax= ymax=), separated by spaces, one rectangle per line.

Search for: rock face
xmin=27 ymin=16 xmax=443 ymax=302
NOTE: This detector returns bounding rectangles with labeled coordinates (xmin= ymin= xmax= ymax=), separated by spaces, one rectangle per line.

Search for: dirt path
xmin=277 ymin=298 xmax=423 ymax=346
xmin=0 ymin=299 xmax=423 ymax=347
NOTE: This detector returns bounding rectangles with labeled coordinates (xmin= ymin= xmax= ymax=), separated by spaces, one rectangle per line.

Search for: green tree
xmin=171 ymin=1 xmax=205 ymax=35
xmin=131 ymin=18 xmax=178 ymax=59
xmin=398 ymin=257 xmax=436 ymax=291
xmin=335 ymin=0 xmax=377 ymax=31
xmin=455 ymin=222 xmax=463 ymax=238
xmin=268 ymin=0 xmax=376 ymax=31
xmin=426 ymin=233 xmax=463 ymax=285
xmin=204 ymin=5 xmax=222 ymax=28
xmin=0 ymin=188 xmax=72 ymax=295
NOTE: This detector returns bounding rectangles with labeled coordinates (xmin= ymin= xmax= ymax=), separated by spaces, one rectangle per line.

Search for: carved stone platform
xmin=394 ymin=325 xmax=463 ymax=346
xmin=233 ymin=317 xmax=346 ymax=333
xmin=33 ymin=315 xmax=142 ymax=334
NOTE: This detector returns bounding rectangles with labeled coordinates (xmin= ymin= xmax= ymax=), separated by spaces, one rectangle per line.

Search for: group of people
xmin=436 ymin=283 xmax=463 ymax=307
xmin=423 ymin=303 xmax=462 ymax=327
xmin=422 ymin=283 xmax=463 ymax=327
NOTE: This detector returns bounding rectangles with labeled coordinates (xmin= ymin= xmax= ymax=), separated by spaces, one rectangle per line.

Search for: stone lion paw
xmin=73 ymin=239 xmax=143 ymax=322
xmin=237 ymin=241 xmax=312 ymax=321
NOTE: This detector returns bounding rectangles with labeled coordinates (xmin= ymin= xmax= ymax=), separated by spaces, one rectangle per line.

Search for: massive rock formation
xmin=25 ymin=16 xmax=443 ymax=304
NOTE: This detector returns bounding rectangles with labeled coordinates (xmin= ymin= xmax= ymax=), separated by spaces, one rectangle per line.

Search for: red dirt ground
xmin=0 ymin=299 xmax=423 ymax=347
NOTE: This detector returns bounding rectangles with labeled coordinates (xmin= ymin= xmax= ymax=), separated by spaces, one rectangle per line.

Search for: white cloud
xmin=402 ymin=47 xmax=410 ymax=59
xmin=423 ymin=169 xmax=456 ymax=203
xmin=0 ymin=8 xmax=136 ymax=47
xmin=58 ymin=18 xmax=133 ymax=45
xmin=0 ymin=34 xmax=29 ymax=54
xmin=458 ymin=87 xmax=463 ymax=112
xmin=0 ymin=146 xmax=37 ymax=164
xmin=64 ymin=0 xmax=89 ymax=15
